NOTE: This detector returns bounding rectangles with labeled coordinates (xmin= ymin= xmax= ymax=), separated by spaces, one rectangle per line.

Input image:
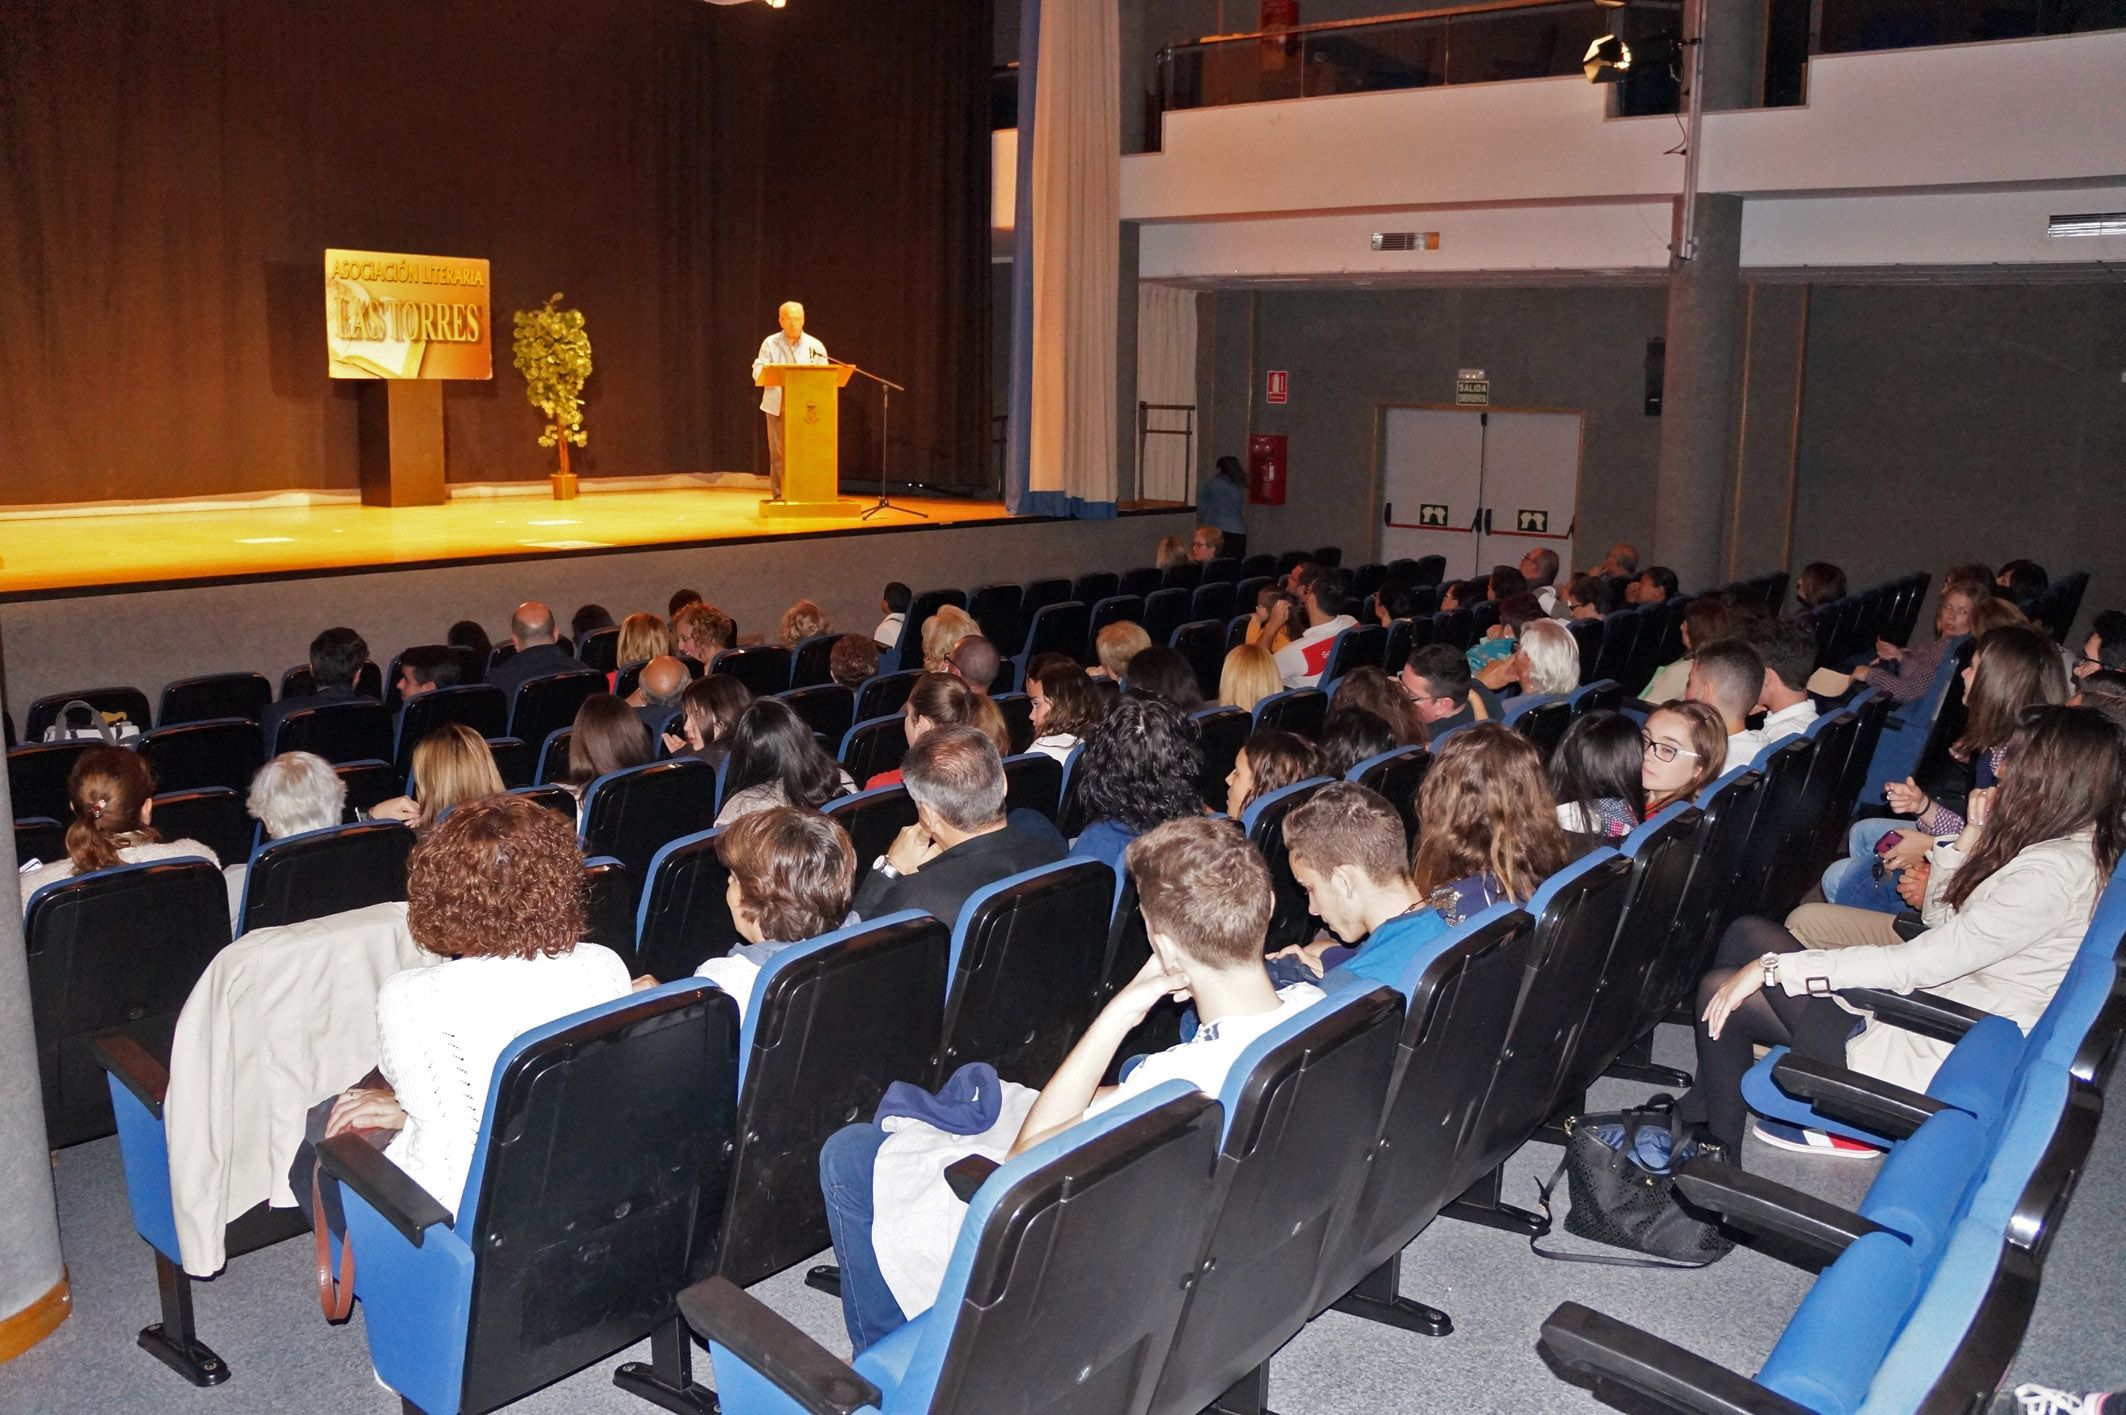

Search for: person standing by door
xmin=752 ymin=301 xmax=829 ymax=501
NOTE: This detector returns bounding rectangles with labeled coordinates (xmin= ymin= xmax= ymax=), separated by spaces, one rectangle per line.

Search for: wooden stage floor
xmin=0 ymin=487 xmax=1017 ymax=598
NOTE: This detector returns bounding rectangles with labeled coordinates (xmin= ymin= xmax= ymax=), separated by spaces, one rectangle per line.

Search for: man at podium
xmin=751 ymin=300 xmax=829 ymax=500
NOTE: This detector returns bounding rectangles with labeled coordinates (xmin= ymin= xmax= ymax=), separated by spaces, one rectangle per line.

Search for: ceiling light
xmin=1583 ymin=31 xmax=1680 ymax=82
xmin=2048 ymin=212 xmax=2126 ymax=238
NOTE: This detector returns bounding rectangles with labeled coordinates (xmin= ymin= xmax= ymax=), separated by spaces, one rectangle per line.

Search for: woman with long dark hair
xmin=714 ymin=698 xmax=856 ymax=827
xmin=1684 ymin=705 xmax=2125 ymax=1159
xmin=1549 ymin=709 xmax=1645 ymax=839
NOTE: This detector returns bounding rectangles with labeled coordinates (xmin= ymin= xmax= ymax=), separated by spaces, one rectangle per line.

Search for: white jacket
xmin=1778 ymin=831 xmax=2103 ymax=1093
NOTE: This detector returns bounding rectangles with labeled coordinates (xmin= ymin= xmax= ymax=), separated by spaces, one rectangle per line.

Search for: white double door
xmin=1380 ymin=407 xmax=1581 ymax=583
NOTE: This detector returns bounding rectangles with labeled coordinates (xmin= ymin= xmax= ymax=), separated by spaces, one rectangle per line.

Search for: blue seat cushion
xmin=1756 ymin=1230 xmax=1922 ymax=1415
xmin=1855 ymin=1109 xmax=1987 ymax=1265
xmin=853 ymin=1313 xmax=926 ymax=1393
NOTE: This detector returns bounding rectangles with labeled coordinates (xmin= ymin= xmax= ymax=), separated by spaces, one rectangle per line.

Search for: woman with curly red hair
xmin=312 ymin=793 xmax=631 ymax=1212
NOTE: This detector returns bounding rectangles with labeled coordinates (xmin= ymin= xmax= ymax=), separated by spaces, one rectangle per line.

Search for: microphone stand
xmin=837 ymin=362 xmax=925 ymax=521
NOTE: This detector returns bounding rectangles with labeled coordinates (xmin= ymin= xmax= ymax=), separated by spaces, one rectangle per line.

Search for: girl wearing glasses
xmin=1640 ymin=701 xmax=1726 ymax=818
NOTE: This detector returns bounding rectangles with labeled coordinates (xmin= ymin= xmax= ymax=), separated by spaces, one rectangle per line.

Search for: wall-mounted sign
xmin=326 ymin=248 xmax=493 ymax=380
xmin=1265 ymin=369 xmax=1289 ymax=404
xmin=1517 ymin=508 xmax=1550 ymax=533
xmin=1455 ymin=368 xmax=1489 ymax=406
xmin=1417 ymin=502 xmax=1450 ymax=526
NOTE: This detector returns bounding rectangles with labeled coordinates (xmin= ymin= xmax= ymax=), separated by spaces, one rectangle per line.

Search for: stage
xmin=0 ymin=483 xmax=1019 ymax=600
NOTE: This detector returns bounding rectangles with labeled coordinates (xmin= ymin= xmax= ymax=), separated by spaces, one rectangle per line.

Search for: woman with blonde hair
xmin=19 ymin=746 xmax=219 ymax=907
xmin=372 ymin=724 xmax=506 ymax=833
xmin=920 ymin=604 xmax=982 ymax=674
xmin=1409 ymin=723 xmax=1573 ymax=924
xmin=1094 ymin=621 xmax=1152 ymax=681
xmin=779 ymin=599 xmax=832 ymax=650
xmin=1218 ymin=642 xmax=1284 ymax=712
xmin=616 ymin=611 xmax=672 ymax=670
xmin=1155 ymin=535 xmax=1189 ymax=570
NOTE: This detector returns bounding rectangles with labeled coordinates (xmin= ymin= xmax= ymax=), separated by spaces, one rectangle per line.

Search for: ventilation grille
xmin=1371 ymin=231 xmax=1440 ymax=252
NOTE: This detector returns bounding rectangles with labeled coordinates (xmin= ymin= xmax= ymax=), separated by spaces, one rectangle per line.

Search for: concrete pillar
xmin=1652 ymin=192 xmax=1745 ymax=591
xmin=1699 ymin=0 xmax=1766 ymax=110
xmin=1723 ymin=283 xmax=1811 ymax=581
xmin=1117 ymin=221 xmax=1142 ymax=502
xmin=0 ymin=621 xmax=70 ymax=1360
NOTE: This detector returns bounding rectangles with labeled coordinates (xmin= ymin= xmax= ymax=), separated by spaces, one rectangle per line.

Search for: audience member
xmin=663 ymin=673 xmax=753 ymax=765
xmin=865 ymin=673 xmax=1010 ymax=789
xmin=1218 ymin=643 xmax=1284 ymax=713
xmin=1199 ymin=456 xmax=1250 ymax=560
xmin=1478 ymin=613 xmax=1578 ymax=699
xmin=1280 ymin=558 xmax=1316 ymax=594
xmin=1329 ymin=666 xmax=1426 ymax=747
xmin=1641 ymin=701 xmax=1727 ymax=816
xmin=628 ymin=655 xmax=690 ymax=737
xmin=1851 ymin=574 xmax=1989 ymax=699
xmin=1686 ymin=637 xmax=1770 ymax=771
xmin=1371 ymin=584 xmax=1417 ymax=628
xmin=1438 ymin=579 xmax=1481 ymax=614
xmin=1563 ymin=574 xmax=1615 ymax=620
xmin=1968 ymin=596 xmax=2028 ymax=640
xmin=372 ymin=724 xmax=505 ymax=835
xmin=1224 ymin=729 xmax=1319 ymax=818
xmin=259 ymin=626 xmax=370 ymax=752
xmin=874 ymin=582 xmax=911 ymax=649
xmin=1188 ymin=525 xmax=1224 ymax=563
xmin=669 ymin=806 xmax=856 ymax=1020
xmin=20 ymin=747 xmax=221 ymax=909
xmin=920 ymin=604 xmax=982 ymax=674
xmin=819 ymin=815 xmax=1319 ymax=1350
xmin=1747 ymin=616 xmax=1821 ymax=747
xmin=1483 ymin=565 xmax=1527 ymax=603
xmin=779 ymin=599 xmax=831 ymax=650
xmin=1682 ymin=706 xmax=2122 ymax=1159
xmin=1626 ymin=565 xmax=1679 ymax=605
xmin=1274 ymin=568 xmax=1358 ymax=688
xmin=615 ymin=612 xmax=672 ymax=673
xmin=1317 ymin=709 xmax=1397 ymax=780
xmin=668 ymin=588 xmax=703 ymax=622
xmin=673 ymin=601 xmax=737 ymax=665
xmin=1587 ymin=542 xmax=1639 ymax=578
xmin=1517 ymin=547 xmax=1562 ymax=615
xmin=1396 ymin=644 xmax=1499 ymax=733
xmin=853 ymin=726 xmax=1065 ymax=927
xmin=1549 ymin=710 xmax=1644 ymax=839
xmin=1467 ymin=591 xmax=1544 ymax=680
xmin=561 ymin=694 xmax=655 ymax=802
xmin=1125 ymin=645 xmax=1206 ymax=712
xmin=715 ymin=698 xmax=856 ymax=827
xmin=1996 ymin=558 xmax=2048 ymax=605
xmin=1643 ymin=598 xmax=1738 ymax=704
xmin=1067 ymin=695 xmax=1205 ymax=873
xmin=393 ymin=645 xmax=461 ymax=704
xmin=1409 ymin=723 xmax=1572 ymax=924
xmin=1155 ymin=535 xmax=1189 ymax=570
xmin=1273 ymin=782 xmax=1436 ymax=980
xmin=447 ymin=619 xmax=492 ymax=664
xmin=1093 ymin=621 xmax=1153 ymax=680
xmin=306 ymin=795 xmax=631 ymax=1216
xmin=829 ymin=633 xmax=880 ymax=691
xmin=1245 ymin=585 xmax=1302 ymax=655
xmin=1793 ymin=562 xmax=1847 ymax=613
xmin=486 ymin=602 xmax=590 ymax=705
xmin=226 ymin=751 xmax=346 ymax=922
xmin=2073 ymin=669 xmax=2126 ymax=726
xmin=2073 ymin=609 xmax=2126 ymax=680
xmin=1026 ymin=652 xmax=1106 ymax=764
xmin=571 ymin=604 xmax=616 ymax=641
xmin=945 ymin=635 xmax=1001 ymax=693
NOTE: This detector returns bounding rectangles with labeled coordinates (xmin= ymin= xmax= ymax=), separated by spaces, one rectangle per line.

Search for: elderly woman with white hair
xmin=227 ymin=752 xmax=347 ymax=925
xmin=1479 ymin=617 xmax=1582 ymax=709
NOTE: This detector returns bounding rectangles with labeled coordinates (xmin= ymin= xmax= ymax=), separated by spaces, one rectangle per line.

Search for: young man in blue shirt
xmin=1269 ymin=782 xmax=1445 ymax=985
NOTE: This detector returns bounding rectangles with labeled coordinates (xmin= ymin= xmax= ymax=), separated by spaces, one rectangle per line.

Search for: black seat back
xmin=893 ymin=588 xmax=969 ymax=665
xmin=25 ymin=859 xmax=231 ymax=1145
xmin=1020 ymin=601 xmax=1091 ymax=667
xmin=839 ymin=715 xmax=909 ymax=785
xmin=1088 ymin=594 xmax=1146 ymax=649
xmin=1143 ymin=587 xmax=1193 ymax=645
xmin=968 ymin=583 xmax=1026 ymax=654
xmin=510 ymin=783 xmax=576 ymax=819
xmin=1822 ymin=692 xmax=1891 ymax=860
xmin=718 ymin=915 xmax=952 ymax=1285
xmin=1243 ymin=778 xmax=1331 ymax=952
xmin=581 ymin=858 xmax=638 ymax=971
xmin=1161 ymin=561 xmax=1204 ymax=591
xmin=1151 ymin=988 xmax=1405 ymax=1415
xmin=1513 ymin=699 xmax=1573 ymax=760
xmin=1324 ymin=624 xmax=1388 ymax=682
xmin=711 ymin=646 xmax=793 ymax=698
xmin=1254 ymin=688 xmax=1327 ymax=739
xmin=1353 ymin=746 xmax=1431 ymax=844
xmin=393 ymin=685 xmax=509 ymax=773
xmin=1591 ymin=610 xmax=1641 ymax=687
xmin=1730 ymin=736 xmax=1815 ymax=922
xmin=1001 ymin=752 xmax=1064 ymax=821
xmin=15 ymin=817 xmax=66 ymax=868
xmin=506 ymin=670 xmax=606 ymax=751
xmin=1434 ymin=606 xmax=1475 ymax=650
xmin=1566 ymin=618 xmax=1605 ymax=682
xmin=1766 ymin=713 xmax=1858 ymax=912
xmin=1632 ymin=770 xmax=1765 ymax=1033
xmin=1119 ymin=566 xmax=1162 ymax=598
xmin=455 ymin=985 xmax=740 ymax=1415
xmin=1071 ymin=570 xmax=1119 ymax=604
xmin=1240 ymin=553 xmax=1278 ymax=579
xmin=1200 ymin=557 xmax=1242 ymax=586
xmin=158 ymin=673 xmax=273 ymax=728
xmin=939 ymin=858 xmax=1116 ymax=1086
xmin=822 ymin=785 xmax=920 ymax=875
xmin=788 ymin=633 xmax=840 ymax=690
xmin=486 ymin=736 xmax=532 ymax=789
xmin=1192 ymin=706 xmax=1252 ymax=811
xmin=1564 ymin=807 xmax=1704 ymax=1089
xmin=924 ymin=1092 xmax=1222 ymax=1415
xmin=992 ymin=692 xmax=1036 ymax=752
xmin=1190 ymin=580 xmax=1236 ymax=626
xmin=634 ymin=829 xmax=741 ymax=981
xmin=1171 ymin=620 xmax=1226 ymax=700
xmin=1621 ymin=605 xmax=1669 ymax=691
xmin=536 ymin=728 xmax=574 ymax=786
xmin=151 ymin=787 xmax=253 ymax=865
xmin=580 ymin=758 xmax=718 ymax=899
xmin=334 ymin=759 xmax=401 ymax=816
xmin=1321 ymin=911 xmax=1535 ymax=1300
xmin=138 ymin=718 xmax=264 ymax=793
xmin=239 ymin=820 xmax=415 ymax=934
xmin=853 ymin=669 xmax=923 ymax=721
xmin=274 ymin=700 xmax=393 ymax=764
xmin=575 ymin=626 xmax=621 ymax=673
xmin=8 ymin=741 xmax=92 ymax=822
xmin=24 ymin=686 xmax=153 ymax=742
xmin=777 ymin=684 xmax=855 ymax=745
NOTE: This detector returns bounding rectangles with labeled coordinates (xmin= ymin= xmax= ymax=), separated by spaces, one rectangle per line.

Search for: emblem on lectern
xmin=804 ymin=403 xmax=821 ymax=425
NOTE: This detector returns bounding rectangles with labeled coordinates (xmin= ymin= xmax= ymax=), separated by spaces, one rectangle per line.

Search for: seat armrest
xmin=1672 ymin=1158 xmax=1885 ymax=1265
xmin=677 ymin=1275 xmax=883 ymax=1415
xmin=1540 ymin=1301 xmax=1810 ymax=1415
xmin=94 ymin=1034 xmax=169 ymax=1119
xmin=1838 ymin=987 xmax=1988 ymax=1045
xmin=944 ymin=1154 xmax=1000 ymax=1203
xmin=317 ymin=1134 xmax=452 ymax=1246
xmin=1769 ymin=1053 xmax=1946 ymax=1140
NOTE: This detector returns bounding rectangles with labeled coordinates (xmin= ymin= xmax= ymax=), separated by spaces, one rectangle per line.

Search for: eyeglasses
xmin=1641 ymin=734 xmax=1702 ymax=763
xmin=2076 ymin=654 xmax=2104 ymax=671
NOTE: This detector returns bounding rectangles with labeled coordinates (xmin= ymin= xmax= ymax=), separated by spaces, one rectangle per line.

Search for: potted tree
xmin=512 ymin=293 xmax=592 ymax=500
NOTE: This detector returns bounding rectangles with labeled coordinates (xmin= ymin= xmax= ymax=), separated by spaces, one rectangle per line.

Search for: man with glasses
xmin=2074 ymin=610 xmax=2126 ymax=681
xmin=1395 ymin=645 xmax=1500 ymax=733
xmin=1518 ymin=546 xmax=1561 ymax=617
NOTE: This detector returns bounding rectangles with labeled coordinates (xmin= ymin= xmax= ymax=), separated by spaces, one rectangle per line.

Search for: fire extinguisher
xmin=1260 ymin=0 xmax=1300 ymax=66
xmin=1247 ymin=433 xmax=1287 ymax=507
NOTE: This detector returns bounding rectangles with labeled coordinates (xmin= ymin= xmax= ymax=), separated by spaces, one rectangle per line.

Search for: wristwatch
xmin=872 ymin=858 xmax=902 ymax=880
xmin=1760 ymin=952 xmax=1781 ymax=988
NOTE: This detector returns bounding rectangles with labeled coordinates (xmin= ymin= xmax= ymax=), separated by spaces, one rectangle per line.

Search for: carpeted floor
xmin=6 ymin=1023 xmax=2120 ymax=1413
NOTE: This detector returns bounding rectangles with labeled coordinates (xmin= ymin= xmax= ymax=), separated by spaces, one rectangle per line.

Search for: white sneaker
xmin=1750 ymin=1119 xmax=1883 ymax=1158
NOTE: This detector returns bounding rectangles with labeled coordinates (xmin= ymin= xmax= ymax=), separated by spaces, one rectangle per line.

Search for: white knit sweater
xmin=375 ymin=943 xmax=632 ymax=1214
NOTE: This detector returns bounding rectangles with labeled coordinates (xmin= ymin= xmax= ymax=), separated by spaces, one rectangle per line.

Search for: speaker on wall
xmin=1644 ymin=337 xmax=1665 ymax=417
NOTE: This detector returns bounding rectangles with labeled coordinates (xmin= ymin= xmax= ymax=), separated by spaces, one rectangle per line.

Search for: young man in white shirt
xmin=1750 ymin=616 xmax=1822 ymax=747
xmin=1686 ymin=636 xmax=1772 ymax=773
xmin=816 ymin=815 xmax=1323 ymax=1350
xmin=873 ymin=582 xmax=911 ymax=650
xmin=1273 ymin=568 xmax=1360 ymax=688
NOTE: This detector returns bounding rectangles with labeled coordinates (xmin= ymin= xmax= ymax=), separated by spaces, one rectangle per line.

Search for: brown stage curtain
xmin=0 ymin=0 xmax=990 ymax=505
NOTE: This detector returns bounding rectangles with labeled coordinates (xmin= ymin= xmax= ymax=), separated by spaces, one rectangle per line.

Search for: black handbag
xmin=1531 ymin=1093 xmax=1735 ymax=1269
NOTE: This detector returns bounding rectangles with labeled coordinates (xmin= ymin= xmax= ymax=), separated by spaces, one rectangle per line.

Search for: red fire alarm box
xmin=1247 ymin=433 xmax=1287 ymax=506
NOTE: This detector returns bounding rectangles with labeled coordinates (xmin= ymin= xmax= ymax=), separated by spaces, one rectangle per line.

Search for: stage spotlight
xmin=1583 ymin=31 xmax=1679 ymax=82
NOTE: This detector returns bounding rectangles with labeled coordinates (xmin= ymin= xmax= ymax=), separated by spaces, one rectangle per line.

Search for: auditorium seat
xmin=485 ymin=735 xmax=533 ymax=789
xmin=938 ymin=858 xmax=1116 ymax=1086
xmin=1225 ymin=612 xmax=1254 ymax=654
xmin=1276 ymin=551 xmax=1310 ymax=576
xmin=712 ymin=645 xmax=793 ymax=699
xmin=715 ymin=912 xmax=950 ymax=1287
xmin=1161 ymin=561 xmax=1204 ymax=592
xmin=786 ymin=632 xmax=840 ymax=690
xmin=535 ymin=729 xmax=574 ymax=786
xmin=392 ymin=684 xmax=508 ymax=772
xmin=137 ymin=719 xmax=264 ymax=794
xmin=682 ymin=1085 xmax=1220 ymax=1415
xmin=1118 ymin=565 xmax=1162 ymax=598
xmin=14 ymin=817 xmax=66 ymax=869
xmin=576 ymin=625 xmax=621 ymax=673
xmin=1347 ymin=745 xmax=1430 ymax=842
xmin=1086 ymin=593 xmax=1144 ymax=649
xmin=1469 ymin=599 xmax=1502 ymax=640
xmin=23 ymin=685 xmax=154 ymax=742
xmin=1623 ymin=603 xmax=1675 ymax=690
xmin=1240 ymin=777 xmax=1331 ymax=952
xmin=1165 ymin=620 xmax=1222 ymax=700
xmin=1190 ymin=706 xmax=1251 ymax=811
xmin=333 ymin=759 xmax=401 ymax=817
xmin=1070 ymin=570 xmax=1119 ymax=605
xmin=1382 ymin=616 xmax=1429 ymax=676
xmin=1566 ymin=617 xmax=1605 ymax=684
xmin=1189 ymin=579 xmax=1235 ymax=625
xmin=579 ymin=758 xmax=718 ymax=908
xmin=236 ymin=820 xmax=415 ymax=935
xmin=279 ymin=662 xmax=382 ymax=701
xmin=157 ymin=672 xmax=273 ymax=728
xmin=1252 ymin=686 xmax=1327 ymax=739
xmin=322 ymin=982 xmax=739 ymax=1415
xmin=853 ymin=668 xmax=923 ymax=722
xmin=507 ymin=783 xmax=576 ymax=819
xmin=1507 ymin=697 xmax=1571 ymax=759
xmin=839 ymin=715 xmax=909 ymax=786
xmin=1240 ymin=553 xmax=1278 ymax=579
xmin=991 ymin=692 xmax=1035 ymax=753
xmin=1322 ymin=623 xmax=1388 ymax=682
xmin=1200 ymin=556 xmax=1241 ymax=586
xmin=580 ymin=857 xmax=638 ymax=971
xmin=633 ymin=828 xmax=741 ymax=982
xmin=148 ymin=788 xmax=253 ymax=867
xmin=1234 ymin=573 xmax=1274 ymax=612
xmin=1590 ymin=608 xmax=1641 ymax=688
xmin=1818 ymin=690 xmax=1891 ymax=862
xmin=966 ymin=583 xmax=1025 ymax=654
xmin=821 ymin=784 xmax=920 ymax=876
xmin=889 ymin=588 xmax=967 ymax=670
xmin=272 ymin=700 xmax=393 ymax=765
xmin=999 ymin=751 xmax=1063 ymax=822
xmin=1727 ymin=734 xmax=1817 ymax=923
xmin=1433 ymin=605 xmax=1475 ymax=650
xmin=1015 ymin=600 xmax=1089 ymax=676
xmin=1021 ymin=576 xmax=1071 ymax=617
xmin=1565 ymin=678 xmax=1623 ymax=717
xmin=25 ymin=858 xmax=231 ymax=1147
xmin=1349 ymin=562 xmax=1388 ymax=599
xmin=504 ymin=669 xmax=606 ymax=754
xmin=776 ymin=684 xmax=856 ymax=745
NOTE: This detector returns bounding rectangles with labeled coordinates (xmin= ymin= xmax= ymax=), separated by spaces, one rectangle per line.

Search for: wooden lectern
xmin=756 ymin=363 xmax=863 ymax=517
